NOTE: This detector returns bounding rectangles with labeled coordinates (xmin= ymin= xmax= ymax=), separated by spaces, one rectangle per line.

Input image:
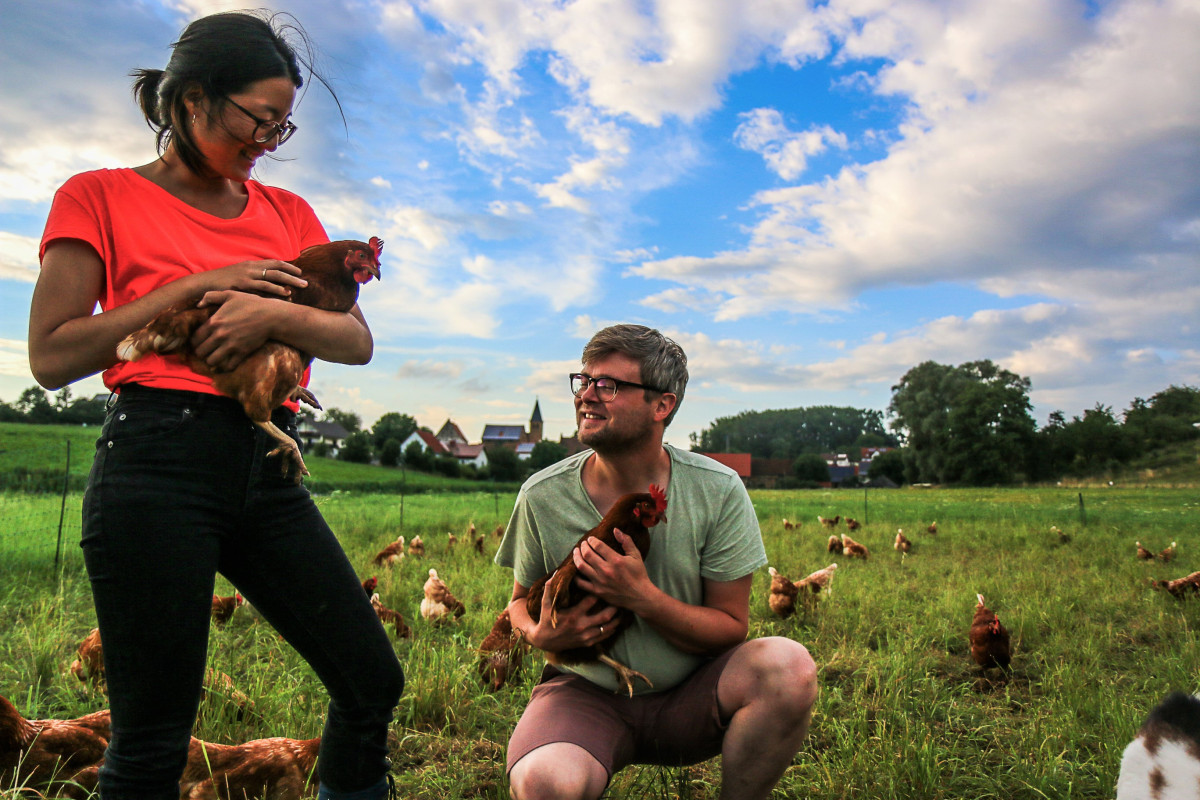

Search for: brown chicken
xmin=408 ymin=535 xmax=425 ymax=557
xmin=1158 ymin=541 xmax=1177 ymax=562
xmin=370 ymin=593 xmax=412 ymax=639
xmin=927 ymin=521 xmax=938 ymax=534
xmin=969 ymin=593 xmax=1012 ymax=672
xmin=841 ymin=533 xmax=869 ymax=559
xmin=767 ymin=567 xmax=800 ymax=618
xmin=116 ymin=238 xmax=383 ymax=482
xmin=372 ymin=534 xmax=406 ymax=567
xmin=818 ymin=515 xmax=841 ymax=529
xmin=493 ymin=523 xmax=505 ymax=539
xmin=0 ymin=694 xmax=111 ymax=800
xmin=211 ymin=593 xmax=244 ymax=626
xmin=845 ymin=518 xmax=861 ymax=531
xmin=69 ymin=627 xmax=104 ymax=689
xmin=767 ymin=563 xmax=838 ymax=618
xmin=446 ymin=531 xmax=458 ymax=548
xmin=474 ymin=534 xmax=486 ymax=554
xmin=179 ymin=734 xmax=320 ymax=800
xmin=1135 ymin=541 xmax=1154 ymax=560
xmin=894 ymin=529 xmax=912 ymax=553
xmin=361 ymin=576 xmax=378 ymax=597
xmin=478 ymin=608 xmax=528 ymax=691
xmin=421 ymin=568 xmax=466 ymax=622
xmin=827 ymin=534 xmax=843 ymax=554
xmin=525 ymin=485 xmax=668 ymax=696
xmin=1152 ymin=571 xmax=1200 ymax=599
xmin=782 ymin=518 xmax=797 ymax=531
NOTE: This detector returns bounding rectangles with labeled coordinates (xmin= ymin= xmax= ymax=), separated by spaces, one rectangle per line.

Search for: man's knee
xmin=730 ymin=636 xmax=819 ymax=713
xmin=508 ymin=744 xmax=607 ymax=800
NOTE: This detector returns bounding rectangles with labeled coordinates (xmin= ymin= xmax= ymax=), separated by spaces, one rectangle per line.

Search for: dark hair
xmin=131 ymin=10 xmax=340 ymax=174
xmin=582 ymin=324 xmax=689 ymax=426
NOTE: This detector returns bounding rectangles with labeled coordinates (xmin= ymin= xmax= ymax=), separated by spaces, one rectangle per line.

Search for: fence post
xmin=55 ymin=439 xmax=71 ymax=569
xmin=1077 ymin=492 xmax=1086 ymax=526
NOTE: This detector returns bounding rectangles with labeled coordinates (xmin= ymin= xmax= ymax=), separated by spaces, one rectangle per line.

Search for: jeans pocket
xmin=103 ymin=403 xmax=193 ymax=446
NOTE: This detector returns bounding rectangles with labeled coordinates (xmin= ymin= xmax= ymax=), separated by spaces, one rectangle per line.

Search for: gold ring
xmin=599 ymin=625 xmax=605 ymax=634
xmin=262 ymin=268 xmax=268 ymax=280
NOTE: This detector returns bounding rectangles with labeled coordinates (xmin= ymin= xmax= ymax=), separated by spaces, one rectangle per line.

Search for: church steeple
xmin=529 ymin=399 xmax=543 ymax=442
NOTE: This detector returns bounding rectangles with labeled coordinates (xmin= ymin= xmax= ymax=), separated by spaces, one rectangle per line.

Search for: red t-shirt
xmin=39 ymin=168 xmax=329 ymax=403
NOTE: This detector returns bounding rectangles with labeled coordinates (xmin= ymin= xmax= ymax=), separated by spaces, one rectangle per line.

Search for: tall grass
xmin=1 ymin=486 xmax=1197 ymax=799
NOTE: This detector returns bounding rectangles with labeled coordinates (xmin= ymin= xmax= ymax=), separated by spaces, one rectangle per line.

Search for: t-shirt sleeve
xmin=699 ymin=476 xmax=767 ymax=582
xmin=493 ymin=485 xmax=548 ymax=589
xmin=40 ymin=175 xmax=105 ymax=262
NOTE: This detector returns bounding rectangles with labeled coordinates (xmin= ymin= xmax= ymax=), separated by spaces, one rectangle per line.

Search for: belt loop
xmin=105 ymin=390 xmax=119 ymax=411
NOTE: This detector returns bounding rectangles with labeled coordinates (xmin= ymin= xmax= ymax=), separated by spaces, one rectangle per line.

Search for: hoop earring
xmin=192 ymin=114 xmax=197 ymax=126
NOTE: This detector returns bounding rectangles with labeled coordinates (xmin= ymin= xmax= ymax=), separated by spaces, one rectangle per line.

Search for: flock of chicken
xmin=767 ymin=514 xmax=1197 ymax=674
xmin=6 ymin=498 xmax=1196 ymax=799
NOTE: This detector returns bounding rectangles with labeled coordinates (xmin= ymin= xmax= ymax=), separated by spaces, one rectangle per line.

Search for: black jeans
xmin=82 ymin=385 xmax=403 ymax=799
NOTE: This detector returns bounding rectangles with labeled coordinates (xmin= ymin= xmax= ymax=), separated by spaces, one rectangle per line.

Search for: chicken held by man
xmin=524 ymin=485 xmax=668 ymax=696
xmin=116 ymin=238 xmax=382 ymax=482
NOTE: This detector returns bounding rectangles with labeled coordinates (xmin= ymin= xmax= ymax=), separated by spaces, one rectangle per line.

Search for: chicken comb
xmin=369 ymin=236 xmax=384 ymax=261
xmin=648 ymin=484 xmax=667 ymax=512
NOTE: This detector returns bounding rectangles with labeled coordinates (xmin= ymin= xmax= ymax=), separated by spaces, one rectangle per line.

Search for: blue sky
xmin=2 ymin=0 xmax=1198 ymax=449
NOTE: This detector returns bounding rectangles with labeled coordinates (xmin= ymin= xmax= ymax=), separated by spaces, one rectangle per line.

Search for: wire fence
xmin=0 ymin=439 xmax=83 ymax=569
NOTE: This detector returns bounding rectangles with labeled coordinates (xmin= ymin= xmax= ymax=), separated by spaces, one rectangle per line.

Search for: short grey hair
xmin=582 ymin=324 xmax=688 ymax=426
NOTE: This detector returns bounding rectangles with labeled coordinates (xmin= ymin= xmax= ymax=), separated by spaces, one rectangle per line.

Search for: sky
xmin=1 ymin=0 xmax=1198 ymax=450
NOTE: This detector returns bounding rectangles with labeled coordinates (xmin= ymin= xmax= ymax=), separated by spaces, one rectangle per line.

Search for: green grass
xmin=0 ymin=422 xmax=516 ymax=494
xmin=2 ymin=486 xmax=1198 ymax=799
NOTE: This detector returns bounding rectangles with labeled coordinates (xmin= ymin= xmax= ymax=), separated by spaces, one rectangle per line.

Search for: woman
xmin=28 ymin=11 xmax=402 ymax=800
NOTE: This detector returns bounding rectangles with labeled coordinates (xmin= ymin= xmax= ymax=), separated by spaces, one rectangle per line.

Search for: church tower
xmin=529 ymin=400 xmax=543 ymax=443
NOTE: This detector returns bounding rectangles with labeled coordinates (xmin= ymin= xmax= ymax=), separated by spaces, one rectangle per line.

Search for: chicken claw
xmin=597 ymin=653 xmax=652 ymax=697
xmin=256 ymin=420 xmax=309 ymax=483
xmin=291 ymin=386 xmax=322 ymax=410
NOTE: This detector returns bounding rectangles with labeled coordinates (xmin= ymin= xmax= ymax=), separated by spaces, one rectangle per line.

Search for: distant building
xmin=481 ymin=401 xmax=544 ymax=451
xmin=297 ymin=419 xmax=350 ymax=456
xmin=400 ymin=429 xmax=446 ymax=456
xmin=699 ymin=452 xmax=752 ymax=479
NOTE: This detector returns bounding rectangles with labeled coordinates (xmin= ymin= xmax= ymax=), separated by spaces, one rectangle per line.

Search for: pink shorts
xmin=505 ymin=644 xmax=741 ymax=778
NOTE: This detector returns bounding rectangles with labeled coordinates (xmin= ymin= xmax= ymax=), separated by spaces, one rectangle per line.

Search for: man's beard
xmin=578 ymin=412 xmax=654 ymax=456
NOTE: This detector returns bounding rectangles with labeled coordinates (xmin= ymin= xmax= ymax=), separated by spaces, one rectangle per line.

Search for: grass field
xmin=1 ymin=484 xmax=1197 ymax=799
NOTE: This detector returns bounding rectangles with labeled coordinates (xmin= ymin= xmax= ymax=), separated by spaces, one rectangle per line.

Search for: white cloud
xmin=733 ymin=109 xmax=847 ymax=181
xmin=0 ymin=232 xmax=39 ymax=282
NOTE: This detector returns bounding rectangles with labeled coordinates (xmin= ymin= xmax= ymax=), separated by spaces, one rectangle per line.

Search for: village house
xmin=481 ymin=401 xmax=544 ymax=460
xmin=296 ymin=418 xmax=350 ymax=457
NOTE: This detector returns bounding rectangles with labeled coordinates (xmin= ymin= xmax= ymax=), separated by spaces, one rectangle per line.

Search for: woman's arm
xmin=28 ymin=238 xmax=310 ymax=389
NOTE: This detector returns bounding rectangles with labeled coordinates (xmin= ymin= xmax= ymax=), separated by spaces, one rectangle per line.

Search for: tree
xmin=867 ymin=449 xmax=905 ymax=485
xmin=371 ymin=412 xmax=417 ymax=451
xmin=888 ymin=360 xmax=1035 ymax=485
xmin=323 ymin=407 xmax=362 ymax=434
xmin=485 ymin=446 xmax=525 ymax=482
xmin=691 ymin=405 xmax=896 ymax=458
xmin=527 ymin=440 xmax=568 ymax=472
xmin=16 ymin=386 xmax=56 ymax=423
xmin=793 ymin=453 xmax=830 ymax=483
xmin=338 ymin=431 xmax=373 ymax=463
xmin=379 ymin=438 xmax=403 ymax=467
xmin=403 ymin=441 xmax=432 ymax=471
xmin=1060 ymin=404 xmax=1134 ymax=474
xmin=1123 ymin=385 xmax=1200 ymax=451
xmin=60 ymin=394 xmax=108 ymax=425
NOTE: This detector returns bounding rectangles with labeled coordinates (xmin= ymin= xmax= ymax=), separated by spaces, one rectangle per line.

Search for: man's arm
xmin=571 ymin=529 xmax=751 ymax=656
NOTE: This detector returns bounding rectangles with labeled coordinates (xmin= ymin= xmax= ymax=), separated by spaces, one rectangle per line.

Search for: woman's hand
xmin=202 ymin=259 xmax=307 ymax=299
xmin=191 ymin=291 xmax=288 ymax=372
xmin=522 ymin=593 xmax=618 ymax=651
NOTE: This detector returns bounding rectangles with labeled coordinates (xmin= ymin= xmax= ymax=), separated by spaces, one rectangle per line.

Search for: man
xmin=495 ymin=323 xmax=817 ymax=800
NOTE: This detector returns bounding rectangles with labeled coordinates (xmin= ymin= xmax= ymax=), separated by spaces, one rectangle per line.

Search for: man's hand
xmin=571 ymin=528 xmax=657 ymax=616
xmin=522 ymin=592 xmax=617 ymax=651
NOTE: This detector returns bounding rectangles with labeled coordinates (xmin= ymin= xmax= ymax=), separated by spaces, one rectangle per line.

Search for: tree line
xmin=690 ymin=361 xmax=1200 ymax=486
xmin=8 ymin=362 xmax=1200 ymax=487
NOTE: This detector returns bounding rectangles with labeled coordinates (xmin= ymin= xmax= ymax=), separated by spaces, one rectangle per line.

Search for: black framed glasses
xmin=570 ymin=373 xmax=666 ymax=401
xmin=225 ymin=97 xmax=297 ymax=145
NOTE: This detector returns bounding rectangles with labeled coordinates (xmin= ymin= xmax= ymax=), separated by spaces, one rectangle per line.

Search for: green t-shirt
xmin=494 ymin=443 xmax=767 ymax=694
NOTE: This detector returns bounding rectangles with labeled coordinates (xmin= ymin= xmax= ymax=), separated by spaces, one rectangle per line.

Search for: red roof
xmin=699 ymin=452 xmax=752 ymax=478
xmin=416 ymin=429 xmax=447 ymax=454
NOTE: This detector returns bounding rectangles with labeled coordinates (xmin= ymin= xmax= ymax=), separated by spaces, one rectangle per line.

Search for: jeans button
xmin=107 ymin=440 xmax=114 ymax=449
xmin=119 ymin=413 xmax=127 ymax=421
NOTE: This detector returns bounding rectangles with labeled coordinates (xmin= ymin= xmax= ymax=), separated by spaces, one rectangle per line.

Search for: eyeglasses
xmin=570 ymin=373 xmax=666 ymax=402
xmin=224 ymin=97 xmax=297 ymax=145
